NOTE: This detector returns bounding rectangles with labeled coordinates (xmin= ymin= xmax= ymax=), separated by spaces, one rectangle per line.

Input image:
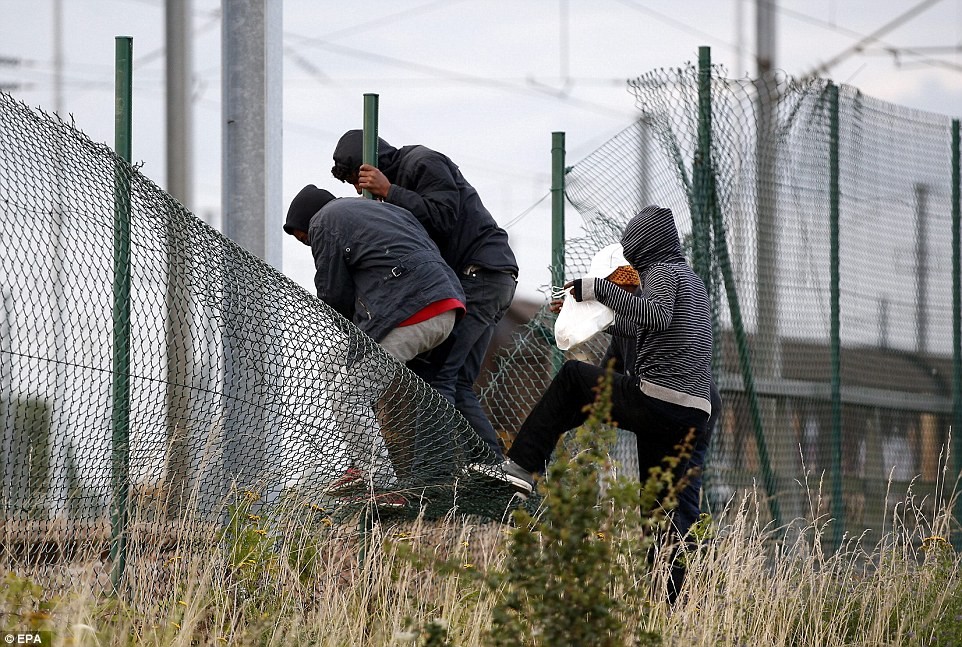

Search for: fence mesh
xmin=0 ymin=92 xmax=515 ymax=588
xmin=483 ymin=61 xmax=961 ymax=544
xmin=3 ymin=55 xmax=961 ymax=586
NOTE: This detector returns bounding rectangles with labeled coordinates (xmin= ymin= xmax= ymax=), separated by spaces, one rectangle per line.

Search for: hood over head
xmin=331 ymin=130 xmax=398 ymax=181
xmin=284 ymin=184 xmax=336 ymax=234
xmin=619 ymin=205 xmax=685 ymax=272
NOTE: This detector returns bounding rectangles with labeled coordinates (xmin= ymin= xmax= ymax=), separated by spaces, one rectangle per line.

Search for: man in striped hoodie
xmin=470 ymin=205 xmax=714 ymax=503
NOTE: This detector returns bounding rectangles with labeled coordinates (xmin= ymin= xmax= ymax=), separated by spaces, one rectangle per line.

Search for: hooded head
xmin=619 ymin=205 xmax=685 ymax=272
xmin=331 ymin=130 xmax=398 ymax=182
xmin=284 ymin=184 xmax=336 ymax=241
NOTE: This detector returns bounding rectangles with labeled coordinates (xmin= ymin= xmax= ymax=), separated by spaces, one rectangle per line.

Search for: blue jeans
xmin=671 ymin=380 xmax=720 ymax=538
xmin=410 ymin=269 xmax=516 ymax=460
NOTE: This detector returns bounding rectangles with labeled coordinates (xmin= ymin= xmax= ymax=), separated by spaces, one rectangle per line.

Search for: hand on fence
xmin=549 ymin=285 xmax=571 ymax=314
xmin=357 ymin=164 xmax=391 ymax=199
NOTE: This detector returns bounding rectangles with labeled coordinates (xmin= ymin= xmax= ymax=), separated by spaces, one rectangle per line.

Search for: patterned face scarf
xmin=607 ymin=265 xmax=640 ymax=289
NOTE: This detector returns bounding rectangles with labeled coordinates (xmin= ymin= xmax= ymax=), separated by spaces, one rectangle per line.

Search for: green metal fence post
xmin=952 ymin=118 xmax=961 ymax=550
xmin=697 ymin=46 xmax=780 ymax=526
xmin=110 ymin=35 xmax=133 ymax=591
xmin=551 ymin=132 xmax=566 ymax=289
xmin=693 ymin=47 xmax=712 ymax=285
xmin=551 ymin=132 xmax=566 ymax=374
xmin=362 ymin=93 xmax=379 ymax=200
xmin=358 ymin=93 xmax=380 ymax=565
xmin=828 ymin=82 xmax=845 ymax=550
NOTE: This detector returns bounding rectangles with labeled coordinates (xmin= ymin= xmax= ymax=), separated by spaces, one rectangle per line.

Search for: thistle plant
xmin=488 ymin=362 xmax=692 ymax=647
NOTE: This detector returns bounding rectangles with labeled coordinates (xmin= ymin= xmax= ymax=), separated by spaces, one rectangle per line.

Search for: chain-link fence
xmin=3 ymin=51 xmax=961 ymax=586
xmin=484 ymin=54 xmax=962 ymax=547
xmin=0 ymin=91 xmax=519 ymax=589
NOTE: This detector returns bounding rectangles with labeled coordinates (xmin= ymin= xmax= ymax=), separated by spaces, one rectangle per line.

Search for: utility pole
xmin=754 ymin=0 xmax=790 ymax=526
xmin=166 ymin=0 xmax=192 ymax=210
xmin=165 ymin=0 xmax=194 ymax=518
xmin=53 ymin=0 xmax=62 ymax=113
xmin=735 ymin=0 xmax=745 ymax=77
xmin=50 ymin=0 xmax=67 ymax=519
xmin=219 ymin=0 xmax=283 ymax=509
xmin=755 ymin=0 xmax=779 ymax=378
xmin=222 ymin=0 xmax=282 ymax=268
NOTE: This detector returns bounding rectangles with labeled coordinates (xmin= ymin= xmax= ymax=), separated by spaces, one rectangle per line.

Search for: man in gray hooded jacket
xmin=470 ymin=205 xmax=714 ymax=509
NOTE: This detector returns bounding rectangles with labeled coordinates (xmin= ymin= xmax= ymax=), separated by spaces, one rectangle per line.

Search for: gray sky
xmin=3 ymin=0 xmax=961 ymax=301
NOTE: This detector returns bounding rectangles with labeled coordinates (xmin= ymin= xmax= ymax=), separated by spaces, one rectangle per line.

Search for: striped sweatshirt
xmin=581 ymin=205 xmax=713 ymax=414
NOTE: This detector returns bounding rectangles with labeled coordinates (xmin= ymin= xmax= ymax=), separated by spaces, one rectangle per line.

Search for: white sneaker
xmin=466 ymin=459 xmax=534 ymax=496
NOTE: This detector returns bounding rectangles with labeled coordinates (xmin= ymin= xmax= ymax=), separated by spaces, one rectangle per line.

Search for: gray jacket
xmin=308 ymin=197 xmax=465 ymax=342
xmin=587 ymin=205 xmax=713 ymax=414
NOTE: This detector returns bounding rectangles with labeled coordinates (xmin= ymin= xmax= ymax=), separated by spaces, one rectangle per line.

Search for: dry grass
xmin=2 ymin=478 xmax=961 ymax=646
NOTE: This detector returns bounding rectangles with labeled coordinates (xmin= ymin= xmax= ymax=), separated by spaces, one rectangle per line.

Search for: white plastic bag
xmin=588 ymin=243 xmax=630 ymax=279
xmin=553 ymin=290 xmax=615 ymax=351
xmin=552 ymin=243 xmax=628 ymax=351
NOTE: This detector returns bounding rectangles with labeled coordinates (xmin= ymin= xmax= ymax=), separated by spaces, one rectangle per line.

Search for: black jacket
xmin=308 ymin=197 xmax=465 ymax=343
xmin=332 ymin=131 xmax=518 ymax=276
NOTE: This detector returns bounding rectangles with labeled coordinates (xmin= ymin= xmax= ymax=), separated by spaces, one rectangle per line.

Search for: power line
xmin=283 ymin=75 xmax=637 ymax=88
xmin=610 ymin=0 xmax=740 ymax=54
xmin=614 ymin=0 xmax=961 ymax=81
xmin=282 ymin=33 xmax=631 ymax=120
xmin=313 ymin=0 xmax=468 ymax=43
xmin=802 ymin=0 xmax=949 ymax=78
xmin=861 ymin=48 xmax=962 ymax=74
xmin=863 ymin=44 xmax=962 ymax=55
xmin=503 ymin=192 xmax=550 ymax=230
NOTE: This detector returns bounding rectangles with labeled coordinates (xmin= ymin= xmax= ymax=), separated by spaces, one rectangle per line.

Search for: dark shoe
xmin=375 ymin=491 xmax=407 ymax=510
xmin=340 ymin=490 xmax=408 ymax=510
xmin=325 ymin=467 xmax=367 ymax=496
xmin=466 ymin=459 xmax=534 ymax=496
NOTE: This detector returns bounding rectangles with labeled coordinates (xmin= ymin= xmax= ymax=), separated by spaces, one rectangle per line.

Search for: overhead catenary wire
xmin=281 ymin=34 xmax=632 ymax=121
xmin=502 ymin=191 xmax=551 ymax=230
xmin=802 ymin=0 xmax=949 ymax=78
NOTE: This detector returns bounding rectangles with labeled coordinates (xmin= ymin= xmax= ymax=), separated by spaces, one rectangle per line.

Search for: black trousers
xmin=507 ymin=360 xmax=708 ymax=478
xmin=507 ymin=359 xmax=715 ymax=604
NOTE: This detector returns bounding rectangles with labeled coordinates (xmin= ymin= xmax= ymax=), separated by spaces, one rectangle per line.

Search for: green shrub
xmin=487 ymin=363 xmax=688 ymax=646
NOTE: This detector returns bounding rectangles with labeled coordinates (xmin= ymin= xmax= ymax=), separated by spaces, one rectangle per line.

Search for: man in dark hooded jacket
xmin=469 ymin=205 xmax=714 ymax=513
xmin=330 ymin=131 xmax=518 ymax=460
xmin=285 ymin=184 xmax=465 ymax=352
xmin=285 ymin=184 xmax=466 ymax=504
